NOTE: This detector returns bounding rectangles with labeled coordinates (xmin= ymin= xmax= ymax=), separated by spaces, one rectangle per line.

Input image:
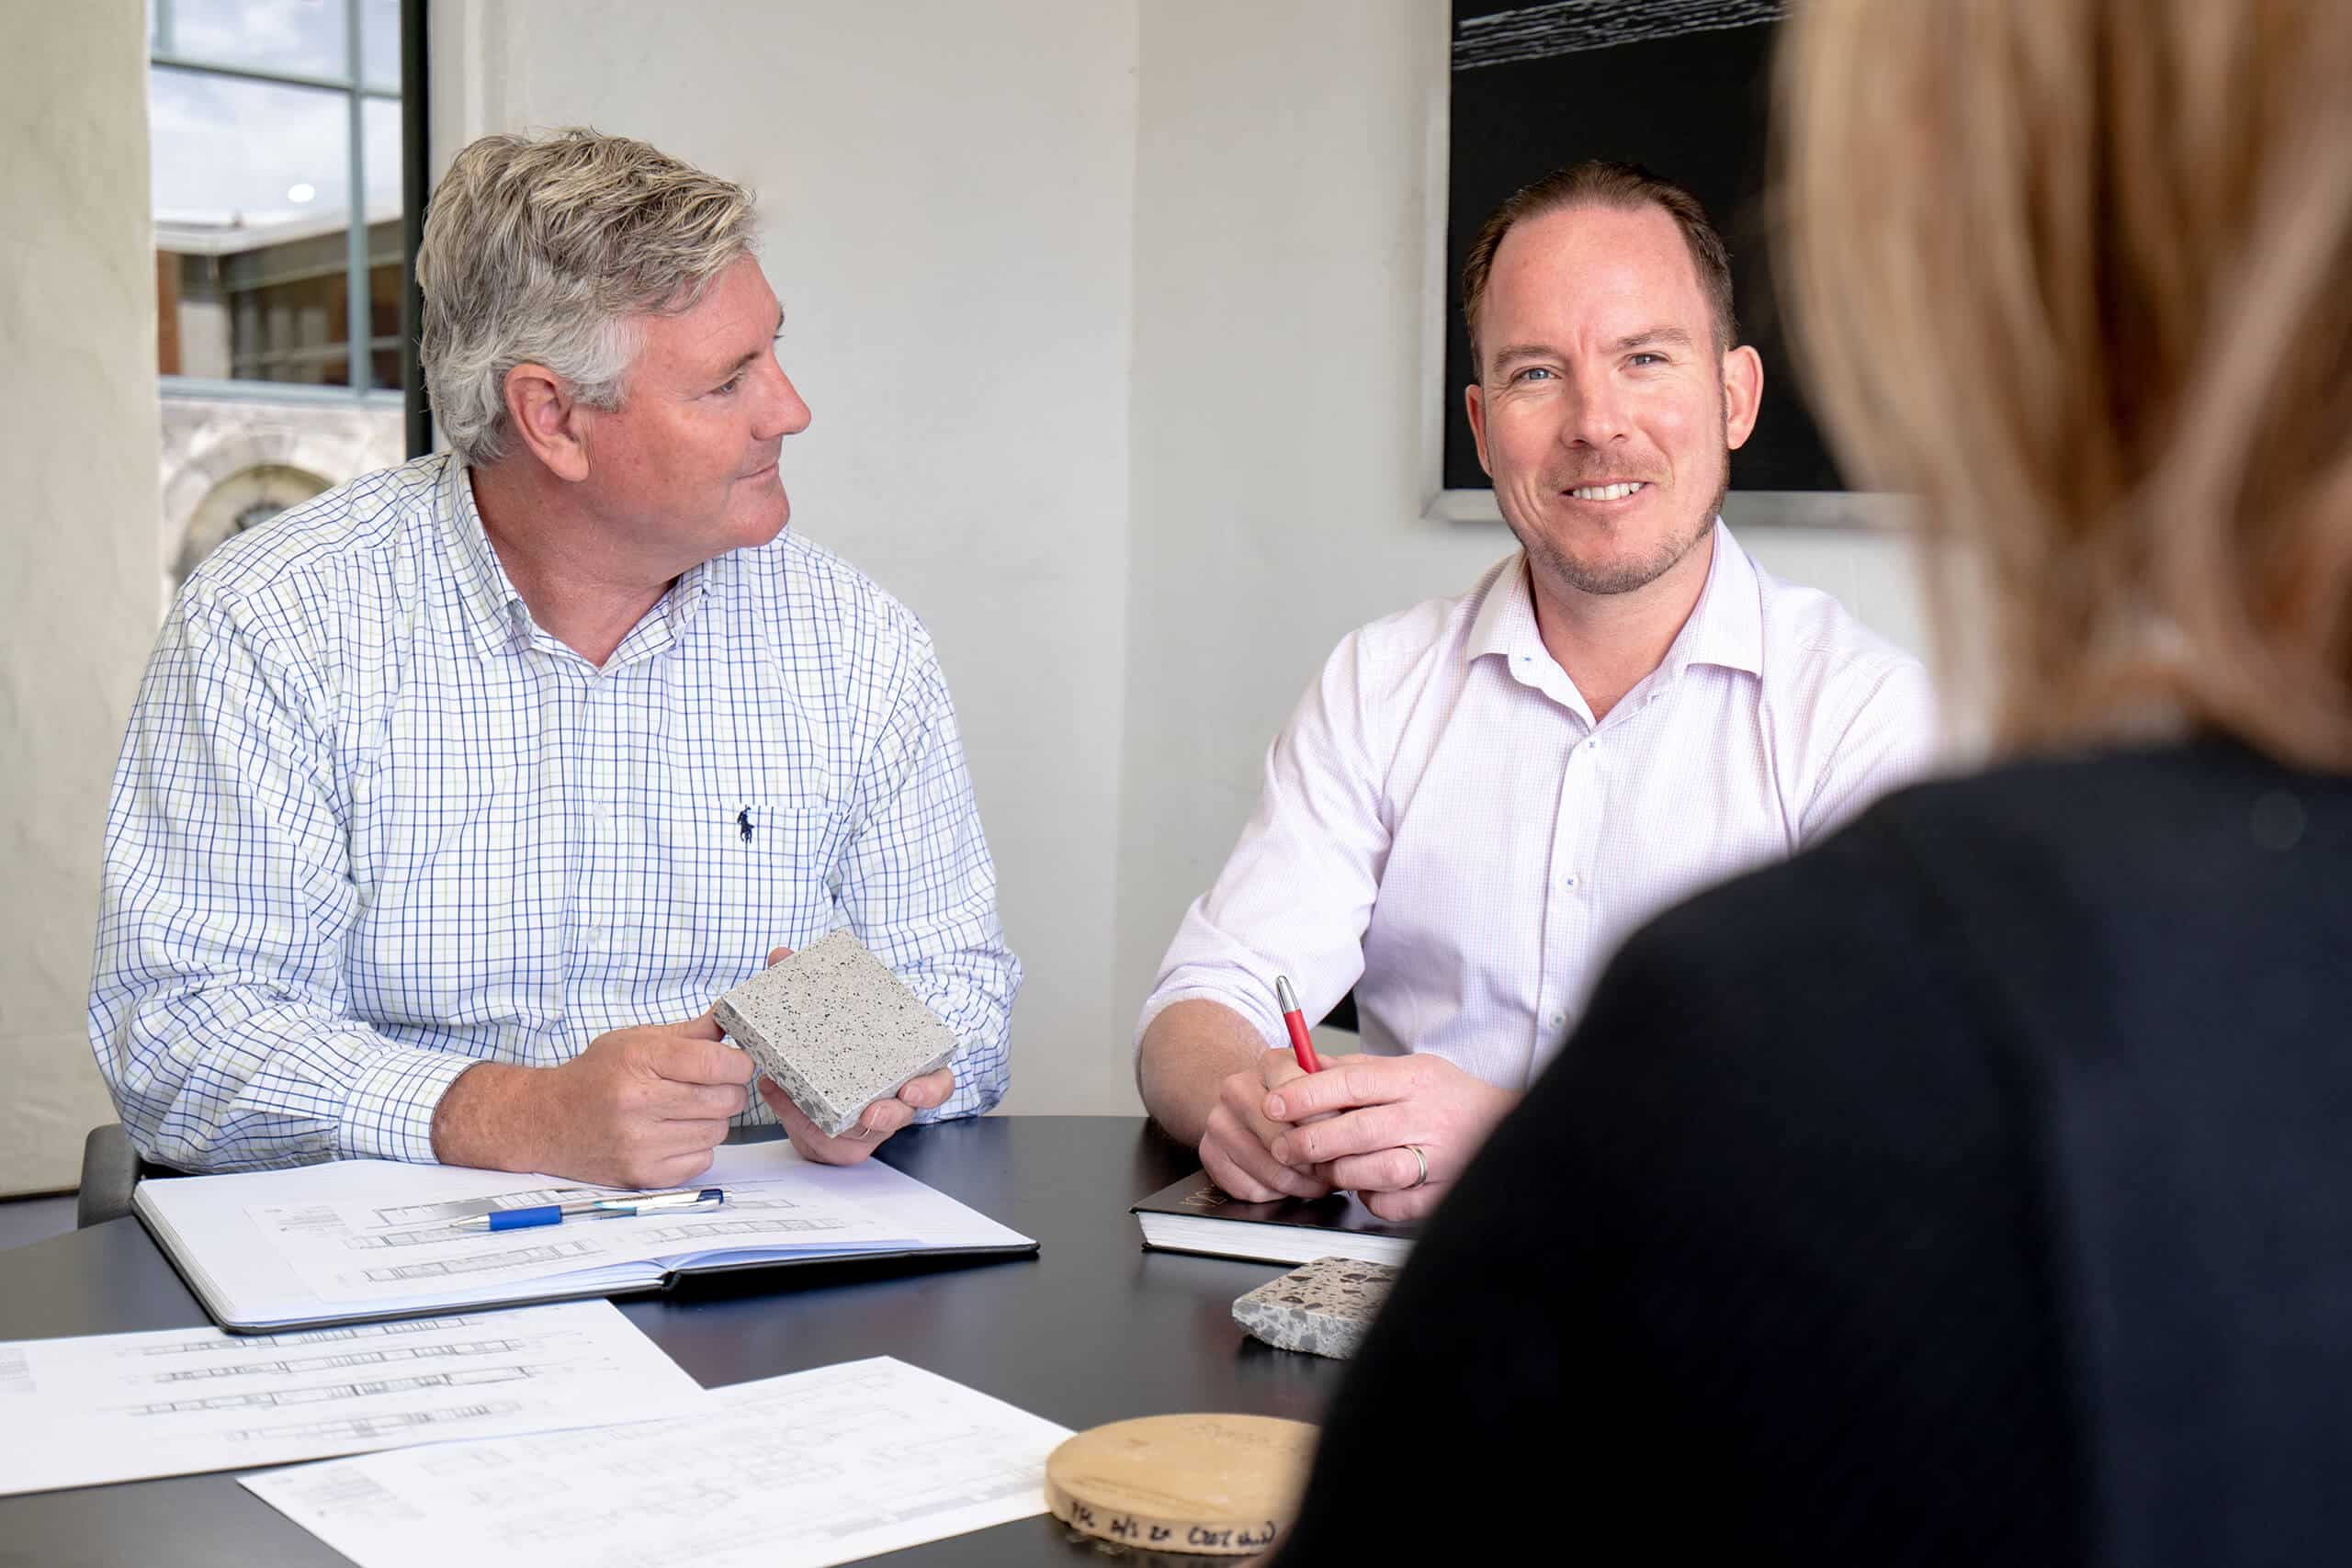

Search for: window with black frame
xmin=148 ymin=0 xmax=410 ymax=585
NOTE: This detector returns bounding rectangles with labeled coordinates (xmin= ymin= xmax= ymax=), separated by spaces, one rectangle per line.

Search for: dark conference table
xmin=0 ymin=1116 xmax=1349 ymax=1567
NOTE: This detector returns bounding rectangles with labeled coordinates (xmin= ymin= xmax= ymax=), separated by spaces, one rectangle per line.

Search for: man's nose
xmin=756 ymin=359 xmax=812 ymax=439
xmin=1556 ymin=365 xmax=1628 ymax=448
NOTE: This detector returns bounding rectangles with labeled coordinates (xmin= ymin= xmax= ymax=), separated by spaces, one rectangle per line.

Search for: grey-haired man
xmin=90 ymin=130 xmax=1019 ymax=1183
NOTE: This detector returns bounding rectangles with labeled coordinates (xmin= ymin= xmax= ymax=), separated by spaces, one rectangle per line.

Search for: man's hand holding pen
xmin=1259 ymin=1052 xmax=1520 ymax=1223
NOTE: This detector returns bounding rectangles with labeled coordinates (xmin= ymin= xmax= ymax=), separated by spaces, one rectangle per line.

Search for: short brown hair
xmin=1460 ymin=161 xmax=1737 ymax=377
xmin=1779 ymin=0 xmax=2352 ymax=767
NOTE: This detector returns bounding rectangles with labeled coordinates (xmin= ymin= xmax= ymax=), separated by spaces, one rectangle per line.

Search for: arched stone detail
xmin=156 ymin=395 xmax=405 ymax=604
xmin=172 ymin=462 xmax=335 ymax=585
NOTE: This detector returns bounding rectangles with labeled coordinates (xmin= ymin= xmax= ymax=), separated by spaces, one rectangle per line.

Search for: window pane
xmin=152 ymin=68 xmax=351 ymax=236
xmin=165 ymin=0 xmax=349 ymax=80
xmin=361 ymin=0 xmax=401 ymax=91
xmin=363 ymin=95 xmax=402 ymax=219
xmin=152 ymin=66 xmax=357 ymax=385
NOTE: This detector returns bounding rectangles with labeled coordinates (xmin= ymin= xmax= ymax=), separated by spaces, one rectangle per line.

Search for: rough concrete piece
xmin=1231 ymin=1255 xmax=1400 ymax=1359
xmin=712 ymin=930 xmax=959 ymax=1138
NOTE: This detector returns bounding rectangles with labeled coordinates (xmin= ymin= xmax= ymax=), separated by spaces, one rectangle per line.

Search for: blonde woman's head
xmin=1778 ymin=0 xmax=2352 ymax=765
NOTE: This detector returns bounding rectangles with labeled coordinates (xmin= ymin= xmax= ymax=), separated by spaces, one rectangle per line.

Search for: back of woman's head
xmin=1778 ymin=0 xmax=2352 ymax=765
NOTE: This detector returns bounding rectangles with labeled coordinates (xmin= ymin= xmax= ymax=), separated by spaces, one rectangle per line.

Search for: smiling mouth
xmin=1562 ymin=480 xmax=1648 ymax=502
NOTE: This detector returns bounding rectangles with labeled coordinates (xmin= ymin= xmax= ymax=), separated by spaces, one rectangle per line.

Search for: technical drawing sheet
xmin=243 ymin=1357 xmax=1076 ymax=1568
xmin=0 ymin=1300 xmax=702 ymax=1496
xmin=249 ymin=1170 xmax=901 ymax=1307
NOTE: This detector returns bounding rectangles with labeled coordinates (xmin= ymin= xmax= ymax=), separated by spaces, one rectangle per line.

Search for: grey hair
xmin=416 ymin=128 xmax=759 ymax=466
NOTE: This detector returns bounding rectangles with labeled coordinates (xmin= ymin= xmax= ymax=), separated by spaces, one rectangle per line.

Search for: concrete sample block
xmin=1230 ymin=1255 xmax=1400 ymax=1359
xmin=712 ymin=930 xmax=958 ymax=1138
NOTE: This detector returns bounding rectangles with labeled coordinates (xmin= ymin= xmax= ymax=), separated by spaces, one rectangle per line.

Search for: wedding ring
xmin=1403 ymin=1143 xmax=1430 ymax=1190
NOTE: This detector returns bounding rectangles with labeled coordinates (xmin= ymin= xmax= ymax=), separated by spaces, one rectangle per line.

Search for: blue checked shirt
xmin=90 ymin=455 xmax=1018 ymax=1171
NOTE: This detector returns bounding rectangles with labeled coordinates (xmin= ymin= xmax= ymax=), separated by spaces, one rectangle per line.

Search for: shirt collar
xmin=438 ymin=456 xmax=723 ymax=661
xmin=1465 ymin=517 xmax=1764 ymax=687
xmin=663 ymin=556 xmax=718 ymax=638
xmin=1466 ymin=548 xmax=1546 ymax=668
xmin=1668 ymin=519 xmax=1763 ymax=681
xmin=439 ymin=457 xmax=535 ymax=656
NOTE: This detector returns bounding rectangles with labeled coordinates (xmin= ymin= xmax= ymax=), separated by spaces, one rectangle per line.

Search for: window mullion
xmin=345 ymin=0 xmax=369 ymax=394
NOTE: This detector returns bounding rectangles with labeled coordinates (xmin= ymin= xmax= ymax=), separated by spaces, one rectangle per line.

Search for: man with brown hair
xmin=1136 ymin=163 xmax=1935 ymax=1218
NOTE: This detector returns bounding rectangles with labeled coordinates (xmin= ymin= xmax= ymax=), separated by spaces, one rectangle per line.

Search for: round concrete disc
xmin=1045 ymin=1413 xmax=1318 ymax=1556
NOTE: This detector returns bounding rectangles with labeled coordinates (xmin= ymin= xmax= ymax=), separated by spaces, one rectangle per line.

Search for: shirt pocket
xmin=649 ymin=753 xmax=842 ymax=993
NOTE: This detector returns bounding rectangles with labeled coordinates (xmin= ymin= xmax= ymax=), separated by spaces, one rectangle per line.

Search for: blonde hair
xmin=1778 ymin=0 xmax=2352 ymax=766
xmin=417 ymin=129 xmax=758 ymax=466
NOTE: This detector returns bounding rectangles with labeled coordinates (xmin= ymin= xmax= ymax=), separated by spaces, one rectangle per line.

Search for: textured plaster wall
xmin=0 ymin=6 xmax=163 ymax=1192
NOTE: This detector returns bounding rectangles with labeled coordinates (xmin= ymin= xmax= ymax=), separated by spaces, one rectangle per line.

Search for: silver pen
xmin=444 ymin=1187 xmax=727 ymax=1233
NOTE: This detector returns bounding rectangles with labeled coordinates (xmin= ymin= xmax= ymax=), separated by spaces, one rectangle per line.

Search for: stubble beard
xmin=1510 ymin=446 xmax=1730 ymax=598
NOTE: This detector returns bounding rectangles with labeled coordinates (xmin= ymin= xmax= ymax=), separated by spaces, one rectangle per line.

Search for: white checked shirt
xmin=1140 ymin=522 xmax=1937 ymax=1089
xmin=91 ymin=455 xmax=1018 ymax=1171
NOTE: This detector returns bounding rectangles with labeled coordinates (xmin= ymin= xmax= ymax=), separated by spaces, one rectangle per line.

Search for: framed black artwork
xmin=1436 ymin=2 xmax=1891 ymax=527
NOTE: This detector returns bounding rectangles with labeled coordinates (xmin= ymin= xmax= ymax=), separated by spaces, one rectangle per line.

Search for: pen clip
xmin=593 ymin=1188 xmax=725 ymax=1216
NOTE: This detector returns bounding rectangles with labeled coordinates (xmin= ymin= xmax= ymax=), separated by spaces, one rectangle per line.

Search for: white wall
xmin=417 ymin=0 xmax=1926 ymax=1120
xmin=431 ymin=0 xmax=1143 ymax=1115
xmin=0 ymin=6 xmax=161 ymax=1192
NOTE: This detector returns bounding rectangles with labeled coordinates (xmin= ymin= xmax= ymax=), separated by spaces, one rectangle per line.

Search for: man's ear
xmin=502 ymin=363 xmax=592 ymax=481
xmin=1465 ymin=381 xmax=1495 ymax=479
xmin=1721 ymin=344 xmax=1764 ymax=452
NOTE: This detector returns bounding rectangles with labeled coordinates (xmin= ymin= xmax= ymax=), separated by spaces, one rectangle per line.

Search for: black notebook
xmin=1130 ymin=1172 xmax=1414 ymax=1267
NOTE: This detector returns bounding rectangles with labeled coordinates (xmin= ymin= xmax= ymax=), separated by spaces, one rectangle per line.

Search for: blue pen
xmin=447 ymin=1188 xmax=726 ymax=1232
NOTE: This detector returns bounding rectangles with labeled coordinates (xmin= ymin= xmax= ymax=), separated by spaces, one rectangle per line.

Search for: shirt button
xmin=1550 ymin=1012 xmax=1567 ymax=1028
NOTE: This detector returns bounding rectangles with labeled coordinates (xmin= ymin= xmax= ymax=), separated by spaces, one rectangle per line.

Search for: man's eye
xmin=715 ymin=374 xmax=744 ymax=395
xmin=1512 ymin=367 xmax=1554 ymax=383
xmin=1628 ymin=353 xmax=1665 ymax=367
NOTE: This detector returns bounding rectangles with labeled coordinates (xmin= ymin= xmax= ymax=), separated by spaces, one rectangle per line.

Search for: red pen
xmin=1274 ymin=975 xmax=1323 ymax=1075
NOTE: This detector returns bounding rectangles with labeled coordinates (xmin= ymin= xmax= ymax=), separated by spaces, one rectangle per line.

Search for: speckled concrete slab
xmin=1231 ymin=1255 xmax=1400 ymax=1359
xmin=712 ymin=930 xmax=958 ymax=1137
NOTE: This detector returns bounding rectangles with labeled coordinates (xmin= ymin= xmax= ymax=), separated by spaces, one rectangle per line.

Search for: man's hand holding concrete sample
xmin=717 ymin=932 xmax=962 ymax=1161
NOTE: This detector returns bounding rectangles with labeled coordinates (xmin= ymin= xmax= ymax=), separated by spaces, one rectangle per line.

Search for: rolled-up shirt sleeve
xmin=1136 ymin=629 xmax=1392 ymax=1054
xmin=839 ymin=629 xmax=1020 ymax=1122
xmin=88 ymin=585 xmax=473 ymax=1171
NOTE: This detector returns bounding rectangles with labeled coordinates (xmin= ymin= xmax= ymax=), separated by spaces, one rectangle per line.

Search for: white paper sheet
xmin=242 ymin=1357 xmax=1075 ymax=1568
xmin=0 ymin=1300 xmax=703 ymax=1497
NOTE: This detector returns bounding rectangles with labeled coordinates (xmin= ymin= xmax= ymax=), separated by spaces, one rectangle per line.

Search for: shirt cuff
xmin=336 ymin=1048 xmax=483 ymax=1165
